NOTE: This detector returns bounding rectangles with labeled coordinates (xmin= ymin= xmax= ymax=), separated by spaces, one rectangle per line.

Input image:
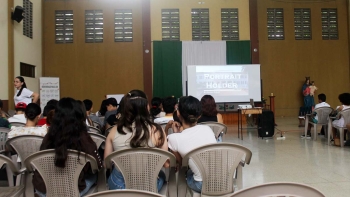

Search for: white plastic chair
xmin=331 ymin=108 xmax=350 ymax=147
xmin=304 ymin=107 xmax=333 ymax=140
xmin=85 ymin=189 xmax=163 ymax=197
xmin=178 ymin=143 xmax=252 ymax=197
xmin=105 ymin=148 xmax=177 ymax=197
xmin=198 ymin=122 xmax=227 ymax=140
xmin=230 ymin=182 xmax=325 ymax=197
xmin=0 ymin=153 xmax=25 ymax=197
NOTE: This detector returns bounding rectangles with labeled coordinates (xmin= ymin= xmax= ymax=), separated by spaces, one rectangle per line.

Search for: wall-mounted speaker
xmin=12 ymin=6 xmax=24 ymax=23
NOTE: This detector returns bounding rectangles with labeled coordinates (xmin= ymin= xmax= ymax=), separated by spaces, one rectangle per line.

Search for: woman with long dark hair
xmin=13 ymin=76 xmax=39 ymax=105
xmin=104 ymin=90 xmax=168 ymax=191
xmin=198 ymin=95 xmax=223 ymax=123
xmin=33 ymin=98 xmax=102 ymax=196
xmin=167 ymin=96 xmax=217 ymax=193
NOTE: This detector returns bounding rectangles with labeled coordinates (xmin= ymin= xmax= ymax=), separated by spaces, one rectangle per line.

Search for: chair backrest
xmin=182 ymin=143 xmax=252 ymax=196
xmin=105 ymin=148 xmax=176 ymax=193
xmin=88 ymin=132 xmax=106 ymax=149
xmin=92 ymin=121 xmax=102 ymax=130
xmin=198 ymin=122 xmax=228 ymax=138
xmin=340 ymin=108 xmax=350 ymax=127
xmin=6 ymin=135 xmax=44 ymax=164
xmin=10 ymin=122 xmax=26 ymax=127
xmin=89 ymin=126 xmax=102 ymax=134
xmin=24 ymin=149 xmax=98 ymax=197
xmin=85 ymin=189 xmax=163 ymax=197
xmin=230 ymin=182 xmax=325 ymax=197
xmin=314 ymin=107 xmax=333 ymax=125
xmin=0 ymin=127 xmax=9 ymax=151
xmin=0 ymin=154 xmax=21 ymax=176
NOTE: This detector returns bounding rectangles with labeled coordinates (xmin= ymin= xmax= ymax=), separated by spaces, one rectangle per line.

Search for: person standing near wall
xmin=298 ymin=77 xmax=313 ymax=127
xmin=13 ymin=76 xmax=39 ymax=105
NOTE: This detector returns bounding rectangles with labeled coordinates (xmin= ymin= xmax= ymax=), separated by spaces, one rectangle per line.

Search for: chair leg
xmin=304 ymin=116 xmax=309 ymax=137
xmin=340 ymin=128 xmax=345 ymax=147
xmin=313 ymin=124 xmax=317 ymax=141
xmin=328 ymin=121 xmax=332 ymax=145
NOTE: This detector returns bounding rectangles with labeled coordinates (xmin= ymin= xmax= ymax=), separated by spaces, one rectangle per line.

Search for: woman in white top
xmin=332 ymin=93 xmax=350 ymax=141
xmin=14 ymin=76 xmax=39 ymax=105
xmin=8 ymin=103 xmax=47 ymax=139
xmin=167 ymin=96 xmax=217 ymax=193
xmin=104 ymin=90 xmax=168 ymax=192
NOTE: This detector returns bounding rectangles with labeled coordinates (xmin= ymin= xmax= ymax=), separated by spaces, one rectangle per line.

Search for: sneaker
xmin=301 ymin=134 xmax=312 ymax=139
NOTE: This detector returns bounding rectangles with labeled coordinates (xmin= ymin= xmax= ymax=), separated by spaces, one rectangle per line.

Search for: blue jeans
xmin=35 ymin=173 xmax=97 ymax=197
xmin=186 ymin=169 xmax=202 ymax=193
xmin=108 ymin=168 xmax=166 ymax=192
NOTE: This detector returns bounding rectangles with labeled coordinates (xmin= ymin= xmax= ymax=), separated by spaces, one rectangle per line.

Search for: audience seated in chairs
xmin=0 ymin=100 xmax=10 ymax=129
xmin=150 ymin=97 xmax=165 ymax=120
xmin=103 ymin=98 xmax=118 ymax=127
xmin=8 ymin=102 xmax=27 ymax=124
xmin=154 ymin=96 xmax=177 ymax=124
xmin=37 ymin=101 xmax=57 ymax=126
xmin=105 ymin=97 xmax=125 ymax=131
xmin=104 ymin=90 xmax=168 ymax=192
xmin=331 ymin=93 xmax=350 ymax=143
xmin=165 ymin=111 xmax=183 ymax=136
xmin=84 ymin=99 xmax=103 ymax=127
xmin=198 ymin=95 xmax=223 ymax=124
xmin=167 ymin=96 xmax=217 ymax=193
xmin=302 ymin=93 xmax=330 ymax=139
xmin=8 ymin=103 xmax=47 ymax=139
xmin=32 ymin=97 xmax=102 ymax=196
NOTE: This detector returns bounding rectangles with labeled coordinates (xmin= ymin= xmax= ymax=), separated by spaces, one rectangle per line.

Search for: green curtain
xmin=153 ymin=41 xmax=182 ymax=98
xmin=226 ymin=40 xmax=251 ymax=64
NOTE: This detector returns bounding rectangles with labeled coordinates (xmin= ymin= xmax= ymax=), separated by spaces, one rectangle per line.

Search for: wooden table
xmin=237 ymin=108 xmax=263 ymax=140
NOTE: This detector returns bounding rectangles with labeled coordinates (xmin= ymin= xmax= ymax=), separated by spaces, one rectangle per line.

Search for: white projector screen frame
xmin=187 ymin=65 xmax=262 ymax=103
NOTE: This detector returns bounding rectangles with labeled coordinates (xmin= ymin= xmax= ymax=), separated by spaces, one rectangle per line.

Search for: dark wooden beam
xmin=142 ymin=0 xmax=152 ymax=99
xmin=249 ymin=0 xmax=259 ymax=64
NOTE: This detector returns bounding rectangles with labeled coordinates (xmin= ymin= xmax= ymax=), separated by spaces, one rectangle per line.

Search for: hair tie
xmin=152 ymin=106 xmax=157 ymax=109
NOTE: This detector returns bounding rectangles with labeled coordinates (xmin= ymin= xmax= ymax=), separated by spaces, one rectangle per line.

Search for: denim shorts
xmin=108 ymin=168 xmax=166 ymax=192
xmin=186 ymin=169 xmax=202 ymax=193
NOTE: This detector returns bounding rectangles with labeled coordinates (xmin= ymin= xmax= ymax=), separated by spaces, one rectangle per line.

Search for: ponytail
xmin=16 ymin=76 xmax=27 ymax=96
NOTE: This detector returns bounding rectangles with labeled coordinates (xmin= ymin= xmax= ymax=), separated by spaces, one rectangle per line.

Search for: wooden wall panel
xmin=257 ymin=0 xmax=349 ymax=117
xmin=43 ymin=0 xmax=144 ymax=107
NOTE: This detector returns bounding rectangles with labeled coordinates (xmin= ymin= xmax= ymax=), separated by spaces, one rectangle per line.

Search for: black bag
xmin=258 ymin=110 xmax=275 ymax=138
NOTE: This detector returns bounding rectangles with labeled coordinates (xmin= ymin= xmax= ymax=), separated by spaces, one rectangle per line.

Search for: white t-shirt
xmin=8 ymin=114 xmax=26 ymax=124
xmin=14 ymin=88 xmax=33 ymax=105
xmin=8 ymin=125 xmax=48 ymax=139
xmin=167 ymin=125 xmax=217 ymax=181
xmin=154 ymin=116 xmax=173 ymax=124
xmin=314 ymin=102 xmax=330 ymax=121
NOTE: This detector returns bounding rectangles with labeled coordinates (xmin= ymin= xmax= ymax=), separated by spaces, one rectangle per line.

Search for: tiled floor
xmin=223 ymin=117 xmax=350 ymax=197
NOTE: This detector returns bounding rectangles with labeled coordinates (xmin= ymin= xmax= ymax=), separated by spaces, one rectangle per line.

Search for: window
xmin=55 ymin=10 xmax=73 ymax=44
xmin=221 ymin=8 xmax=239 ymax=40
xmin=20 ymin=62 xmax=35 ymax=78
xmin=321 ymin=8 xmax=338 ymax=40
xmin=191 ymin=8 xmax=210 ymax=41
xmin=23 ymin=0 xmax=33 ymax=39
xmin=162 ymin=9 xmax=180 ymax=41
xmin=294 ymin=8 xmax=311 ymax=40
xmin=114 ymin=9 xmax=133 ymax=42
xmin=267 ymin=8 xmax=284 ymax=40
xmin=85 ymin=10 xmax=103 ymax=43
